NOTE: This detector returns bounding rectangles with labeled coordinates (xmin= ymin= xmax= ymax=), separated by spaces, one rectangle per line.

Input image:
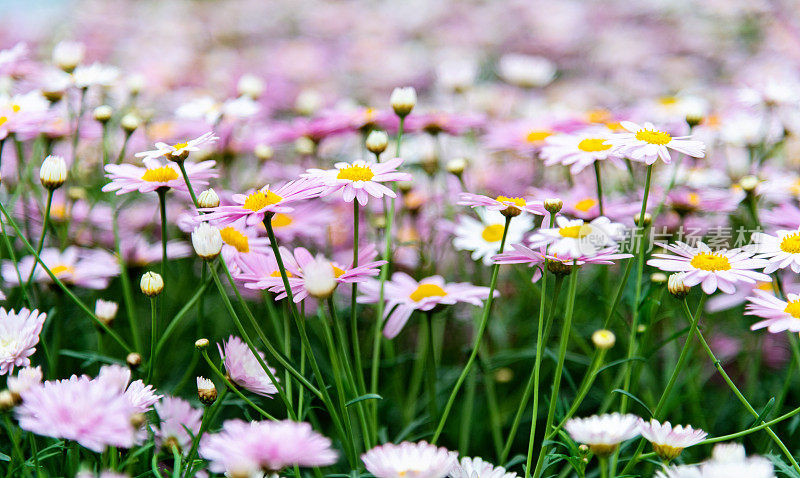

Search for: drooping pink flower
xmin=457 ymin=193 xmax=545 ymax=217
xmin=0 ymin=308 xmax=46 ymax=375
xmin=218 ymin=336 xmax=278 ymax=397
xmin=2 ymin=247 xmax=119 ymax=290
xmin=746 ymin=290 xmax=800 ymax=333
xmin=154 ymin=396 xmax=203 ymax=453
xmin=96 ymin=364 xmax=162 ymax=413
xmin=200 ymin=419 xmax=337 ymax=475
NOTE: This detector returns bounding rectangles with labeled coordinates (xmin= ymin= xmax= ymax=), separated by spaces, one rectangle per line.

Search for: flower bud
xmin=740 ymin=175 xmax=759 ymax=194
xmin=192 ymin=223 xmax=223 ymax=261
xmin=650 ymin=272 xmax=668 ymax=284
xmin=120 ymin=113 xmax=140 ymax=133
xmin=140 ymin=271 xmax=164 ymax=297
xmin=592 ymin=329 xmax=616 ymax=350
xmin=93 ymin=105 xmax=113 ymax=123
xmin=446 ymin=158 xmax=466 ymax=176
xmin=303 ymin=257 xmax=338 ymax=299
xmin=390 ymin=86 xmax=417 ymax=117
xmin=544 ymin=198 xmax=563 ymax=214
xmin=397 ymin=181 xmax=414 ymax=194
xmin=126 ymin=352 xmax=142 ymax=368
xmin=494 ymin=368 xmax=513 ymax=383
xmin=197 ymin=188 xmax=220 ymax=209
xmin=8 ymin=366 xmax=42 ymax=398
xmin=294 ymin=137 xmax=316 ymax=156
xmin=254 ymin=144 xmax=274 ymax=162
xmin=0 ymin=390 xmax=16 ymax=411
xmin=295 ymin=89 xmax=323 ymax=116
xmin=126 ymin=74 xmax=145 ymax=96
xmin=39 ymin=155 xmax=67 ymax=190
xmin=547 ymin=260 xmax=573 ymax=277
xmin=633 ymin=212 xmax=652 ymax=227
xmin=53 ymin=41 xmax=84 ymax=73
xmin=237 ymin=74 xmax=265 ymax=100
xmin=365 ymin=130 xmax=389 ymax=155
xmin=195 ymin=338 xmax=210 ymax=350
xmin=197 ymin=376 xmax=217 ymax=406
xmin=94 ymin=299 xmax=119 ymax=326
xmin=130 ymin=413 xmax=146 ymax=429
xmin=668 ymin=273 xmax=691 ymax=299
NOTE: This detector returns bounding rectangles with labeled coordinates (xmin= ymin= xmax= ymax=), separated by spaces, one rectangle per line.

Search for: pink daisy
xmin=528 ymin=216 xmax=626 ymax=258
xmin=0 ymin=308 xmax=46 ymax=375
xmin=302 ymin=157 xmax=412 ymax=206
xmin=457 ymin=193 xmax=546 ymax=217
xmin=102 ymin=158 xmax=217 ymax=195
xmin=540 ymin=130 xmax=624 ymax=174
xmin=95 ymin=364 xmax=161 ymax=413
xmin=153 ymin=396 xmax=203 ymax=453
xmin=605 ymin=121 xmax=705 ymax=165
xmin=134 ymin=131 xmax=218 ymax=161
xmin=647 ymin=241 xmax=771 ymax=294
xmin=215 ymin=224 xmax=272 ymax=271
xmin=746 ymin=290 xmax=800 ymax=333
xmin=218 ymin=335 xmax=278 ymax=397
xmin=361 ymin=441 xmax=458 ymax=478
xmin=493 ymin=243 xmax=632 ymax=282
xmin=358 ymin=272 xmax=494 ymax=339
xmin=200 ymin=178 xmax=324 ymax=227
xmin=3 ymin=247 xmax=119 ymax=290
xmin=200 ymin=419 xmax=337 ymax=475
xmin=638 ymin=419 xmax=707 ymax=461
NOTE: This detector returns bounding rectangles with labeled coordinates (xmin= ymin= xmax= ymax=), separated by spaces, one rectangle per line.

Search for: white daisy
xmin=540 ymin=130 xmax=623 ymax=174
xmin=564 ymin=413 xmax=640 ymax=456
xmin=453 ymin=209 xmax=533 ymax=265
xmin=605 ymin=121 xmax=705 ymax=165
xmin=745 ymin=290 xmax=800 ymax=333
xmin=638 ymin=419 xmax=707 ymax=461
xmin=361 ymin=441 xmax=458 ymax=478
xmin=528 ymin=215 xmax=625 ymax=258
xmin=134 ymin=132 xmax=218 ymax=162
xmin=748 ymin=228 xmax=800 ymax=273
xmin=449 ymin=457 xmax=517 ymax=478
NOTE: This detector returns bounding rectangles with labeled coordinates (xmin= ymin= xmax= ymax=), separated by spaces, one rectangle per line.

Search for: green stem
xmin=425 ymin=310 xmax=438 ymax=422
xmin=201 ymin=350 xmax=275 ymax=420
xmin=113 ymin=200 xmax=141 ymax=353
xmin=178 ymin=161 xmax=199 ymax=208
xmin=157 ymin=188 xmax=168 ymax=292
xmin=431 ymin=215 xmax=512 ymax=444
xmin=25 ymin=188 xmax=54 ymax=288
xmin=147 ymin=297 xmax=158 ymax=383
xmin=593 ymin=162 xmax=604 ymax=217
xmin=351 ymin=202 xmax=367 ymax=399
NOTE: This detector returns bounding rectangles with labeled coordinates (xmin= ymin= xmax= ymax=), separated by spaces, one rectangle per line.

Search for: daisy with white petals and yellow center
xmin=749 ymin=228 xmax=800 ymax=273
xmin=453 ymin=210 xmax=533 ymax=265
xmin=528 ymin=215 xmax=625 ymax=258
xmin=605 ymin=121 xmax=705 ymax=165
xmin=302 ymin=158 xmax=412 ymax=206
xmin=540 ymin=130 xmax=623 ymax=174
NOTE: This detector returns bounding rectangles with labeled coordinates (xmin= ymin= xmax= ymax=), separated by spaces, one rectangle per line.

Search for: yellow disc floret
xmin=243 ymin=190 xmax=283 ymax=212
xmin=337 ymin=165 xmax=375 ymax=182
xmin=141 ymin=166 xmax=179 ymax=183
xmin=409 ymin=283 xmax=447 ymax=302
xmin=690 ymin=252 xmax=731 ymax=271
xmin=780 ymin=233 xmax=800 ymax=254
xmin=219 ymin=227 xmax=250 ymax=253
xmin=577 ymin=138 xmax=611 ymax=152
xmin=635 ymin=128 xmax=671 ymax=145
xmin=481 ymin=224 xmax=505 ymax=242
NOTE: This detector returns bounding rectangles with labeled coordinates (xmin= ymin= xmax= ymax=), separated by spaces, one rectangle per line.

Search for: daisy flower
xmin=103 ymin=158 xmax=217 ymax=195
xmin=7 ymin=366 xmax=43 ymax=396
xmin=745 ymin=289 xmax=800 ymax=333
xmin=493 ymin=243 xmax=632 ymax=282
xmin=16 ymin=375 xmax=139 ymax=452
xmin=134 ymin=132 xmax=218 ymax=162
xmin=449 ymin=457 xmax=517 ymax=478
xmin=457 ymin=192 xmax=545 ymax=217
xmin=218 ymin=335 xmax=278 ymax=397
xmin=200 ymin=419 xmax=337 ymax=475
xmin=0 ymin=308 xmax=46 ymax=375
xmin=564 ymin=413 xmax=640 ymax=456
xmin=302 ymin=157 xmax=412 ymax=206
xmin=647 ymin=241 xmax=771 ymax=294
xmin=528 ymin=216 xmax=625 ymax=258
xmin=216 ymin=224 xmax=272 ymax=270
xmin=453 ymin=209 xmax=534 ymax=265
xmin=748 ymin=228 xmax=800 ymax=273
xmin=700 ymin=443 xmax=775 ymax=478
xmin=199 ymin=178 xmax=324 ymax=227
xmin=361 ymin=441 xmax=458 ymax=478
xmin=153 ymin=397 xmax=203 ymax=453
xmin=540 ymin=130 xmax=624 ymax=174
xmin=358 ymin=272 xmax=494 ymax=339
xmin=3 ymin=247 xmax=119 ymax=290
xmin=605 ymin=121 xmax=705 ymax=165
xmin=638 ymin=419 xmax=707 ymax=461
xmin=95 ymin=364 xmax=161 ymax=413
xmin=72 ymin=63 xmax=119 ymax=88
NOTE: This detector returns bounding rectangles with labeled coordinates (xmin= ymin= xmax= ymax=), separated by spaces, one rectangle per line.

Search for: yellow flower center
xmin=635 ymin=128 xmax=672 ymax=145
xmin=780 ymin=233 xmax=800 ymax=254
xmin=574 ymin=198 xmax=597 ymax=213
xmin=496 ymin=195 xmax=526 ymax=207
xmin=652 ymin=443 xmax=684 ymax=461
xmin=333 ymin=266 xmax=345 ymax=278
xmin=243 ymin=190 xmax=283 ymax=212
xmin=336 ymin=165 xmax=375 ymax=182
xmin=525 ymin=130 xmax=551 ymax=143
xmin=756 ymin=282 xmax=774 ymax=292
xmin=559 ymin=224 xmax=593 ymax=238
xmin=586 ymin=109 xmax=611 ymax=123
xmin=784 ymin=300 xmax=800 ymax=318
xmin=50 ymin=264 xmax=74 ymax=277
xmin=688 ymin=192 xmax=700 ymax=205
xmin=409 ymin=283 xmax=448 ymax=302
xmin=11 ymin=104 xmax=20 ymax=113
xmin=271 ymin=213 xmax=293 ymax=228
xmin=0 ymin=116 xmax=6 ymax=126
xmin=141 ymin=166 xmax=179 ymax=183
xmin=172 ymin=142 xmax=188 ymax=150
xmin=658 ymin=96 xmax=678 ymax=106
xmin=577 ymin=138 xmax=611 ymax=152
xmin=270 ymin=270 xmax=294 ymax=278
xmin=50 ymin=204 xmax=68 ymax=220
xmin=690 ymin=252 xmax=731 ymax=271
xmin=481 ymin=224 xmax=505 ymax=242
xmin=219 ymin=227 xmax=250 ymax=253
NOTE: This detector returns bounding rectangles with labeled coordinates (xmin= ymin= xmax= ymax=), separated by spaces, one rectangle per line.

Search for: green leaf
xmin=611 ymin=389 xmax=653 ymax=417
xmin=345 ymin=393 xmax=383 ymax=407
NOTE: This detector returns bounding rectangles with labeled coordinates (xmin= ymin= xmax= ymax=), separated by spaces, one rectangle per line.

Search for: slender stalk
xmin=593 ymin=162 xmax=604 ymax=217
xmin=0 ymin=208 xmax=31 ymax=308
xmin=157 ymin=188 xmax=169 ymax=290
xmin=431 ymin=215 xmax=512 ymax=443
xmin=178 ymin=161 xmax=199 ymax=208
xmin=146 ymin=297 xmax=158 ymax=383
xmin=113 ymin=200 xmax=141 ymax=352
xmin=25 ymin=188 xmax=54 ymax=288
xmin=200 ymin=350 xmax=275 ymax=420
xmin=532 ymin=261 xmax=579 ymax=478
xmin=425 ymin=310 xmax=438 ymax=421
xmin=351 ymin=202 xmax=367 ymax=398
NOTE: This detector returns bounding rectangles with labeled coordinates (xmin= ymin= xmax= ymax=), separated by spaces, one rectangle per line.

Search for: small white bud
xmin=303 ymin=257 xmax=338 ymax=299
xmin=295 ymin=89 xmax=323 ymax=116
xmin=294 ymin=136 xmax=316 ymax=156
xmin=140 ymin=271 xmax=164 ymax=297
xmin=544 ymin=198 xmax=563 ymax=214
xmin=446 ymin=158 xmax=466 ymax=176
xmin=126 ymin=74 xmax=146 ymax=95
xmin=390 ymin=86 xmax=417 ymax=117
xmin=7 ymin=366 xmax=43 ymax=396
xmin=740 ymin=175 xmax=759 ymax=193
xmin=93 ymin=105 xmax=113 ymax=123
xmin=120 ymin=113 xmax=140 ymax=133
xmin=254 ymin=144 xmax=274 ymax=161
xmin=365 ymin=130 xmax=389 ymax=155
xmin=497 ymin=54 xmax=556 ymax=88
xmin=94 ymin=299 xmax=119 ymax=325
xmin=191 ymin=223 xmax=223 ymax=261
xmin=592 ymin=329 xmax=616 ymax=350
xmin=668 ymin=273 xmax=691 ymax=299
xmin=197 ymin=188 xmax=220 ymax=209
xmin=197 ymin=376 xmax=217 ymax=405
xmin=237 ymin=74 xmax=265 ymax=100
xmin=53 ymin=41 xmax=84 ymax=72
xmin=39 ymin=155 xmax=67 ymax=190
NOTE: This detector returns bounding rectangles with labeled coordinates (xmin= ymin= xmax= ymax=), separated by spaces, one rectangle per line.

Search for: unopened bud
xmin=94 ymin=299 xmax=118 ymax=326
xmin=127 ymin=74 xmax=145 ymax=96
xmin=740 ymin=175 xmax=759 ymax=194
xmin=0 ymin=391 xmax=16 ymax=411
xmin=197 ymin=188 xmax=220 ymax=209
xmin=294 ymin=137 xmax=316 ymax=156
xmin=53 ymin=41 xmax=84 ymax=73
xmin=303 ymin=257 xmax=338 ymax=299
xmin=685 ymin=114 xmax=703 ymax=128
xmin=140 ymin=271 xmax=164 ymax=297
xmin=254 ymin=144 xmax=274 ymax=162
xmin=592 ymin=329 xmax=616 ymax=350
xmin=397 ymin=181 xmax=413 ymax=194
xmin=195 ymin=338 xmax=210 ymax=350
xmin=126 ymin=352 xmax=142 ymax=368
xmin=197 ymin=376 xmax=218 ymax=406
xmin=39 ymin=155 xmax=68 ymax=190
xmin=365 ymin=130 xmax=389 ymax=155
xmin=130 ymin=413 xmax=146 ymax=428
xmin=544 ymin=198 xmax=563 ymax=214
xmin=93 ymin=105 xmax=113 ymax=123
xmin=668 ymin=273 xmax=691 ymax=299
xmin=633 ymin=212 xmax=652 ymax=227
xmin=650 ymin=272 xmax=668 ymax=284
xmin=547 ymin=260 xmax=573 ymax=277
xmin=446 ymin=158 xmax=466 ymax=176
xmin=494 ymin=368 xmax=513 ymax=383
xmin=237 ymin=74 xmax=265 ymax=100
xmin=120 ymin=113 xmax=140 ymax=133
xmin=390 ymin=86 xmax=417 ymax=117
xmin=191 ymin=223 xmax=223 ymax=261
